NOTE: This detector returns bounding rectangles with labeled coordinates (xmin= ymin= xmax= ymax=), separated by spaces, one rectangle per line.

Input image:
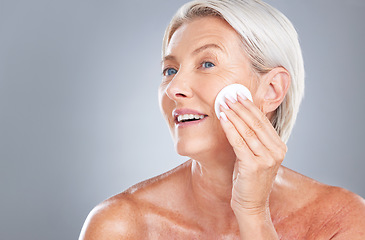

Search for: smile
xmin=173 ymin=108 xmax=209 ymax=126
xmin=177 ymin=114 xmax=206 ymax=123
xmin=175 ymin=115 xmax=208 ymax=127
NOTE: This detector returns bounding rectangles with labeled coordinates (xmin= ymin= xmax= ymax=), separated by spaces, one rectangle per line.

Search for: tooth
xmin=177 ymin=114 xmax=206 ymax=122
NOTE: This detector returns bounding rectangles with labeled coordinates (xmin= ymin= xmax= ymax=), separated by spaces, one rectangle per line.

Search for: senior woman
xmin=79 ymin=0 xmax=365 ymax=239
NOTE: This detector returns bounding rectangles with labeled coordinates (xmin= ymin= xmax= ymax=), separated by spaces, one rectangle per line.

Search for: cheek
xmin=195 ymin=80 xmax=222 ymax=108
xmin=158 ymin=89 xmax=174 ymax=124
xmin=223 ymin=64 xmax=253 ymax=83
xmin=195 ymin=68 xmax=244 ymax=105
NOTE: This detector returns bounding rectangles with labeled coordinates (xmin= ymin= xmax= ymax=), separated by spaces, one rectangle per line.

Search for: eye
xmin=202 ymin=61 xmax=215 ymax=69
xmin=163 ymin=68 xmax=178 ymax=76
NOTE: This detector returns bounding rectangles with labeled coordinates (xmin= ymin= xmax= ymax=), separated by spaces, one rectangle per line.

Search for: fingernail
xmin=220 ymin=112 xmax=228 ymax=122
xmin=237 ymin=92 xmax=247 ymax=101
xmin=225 ymin=94 xmax=236 ymax=104
xmin=220 ymin=99 xmax=229 ymax=109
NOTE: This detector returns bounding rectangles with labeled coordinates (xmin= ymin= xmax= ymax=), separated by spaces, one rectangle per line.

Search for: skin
xmin=79 ymin=17 xmax=365 ymax=239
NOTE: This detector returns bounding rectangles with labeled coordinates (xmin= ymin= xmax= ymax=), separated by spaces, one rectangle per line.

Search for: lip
xmin=173 ymin=108 xmax=209 ymax=126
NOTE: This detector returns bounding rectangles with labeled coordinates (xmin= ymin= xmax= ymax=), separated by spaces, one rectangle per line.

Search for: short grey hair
xmin=162 ymin=0 xmax=305 ymax=143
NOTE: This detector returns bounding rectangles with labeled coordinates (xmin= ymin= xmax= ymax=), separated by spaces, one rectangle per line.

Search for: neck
xmin=189 ymin=148 xmax=238 ymax=221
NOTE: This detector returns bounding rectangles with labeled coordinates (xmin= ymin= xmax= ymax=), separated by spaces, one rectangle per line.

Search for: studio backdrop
xmin=0 ymin=0 xmax=364 ymax=239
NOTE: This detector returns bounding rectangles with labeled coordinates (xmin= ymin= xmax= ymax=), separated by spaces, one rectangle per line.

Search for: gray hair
xmin=162 ymin=0 xmax=305 ymax=143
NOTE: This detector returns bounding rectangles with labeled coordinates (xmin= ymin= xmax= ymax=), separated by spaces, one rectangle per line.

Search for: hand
xmin=219 ymin=95 xmax=287 ymax=217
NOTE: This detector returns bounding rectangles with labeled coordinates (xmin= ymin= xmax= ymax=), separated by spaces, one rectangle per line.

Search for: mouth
xmin=173 ymin=109 xmax=209 ymax=126
xmin=176 ymin=114 xmax=207 ymax=123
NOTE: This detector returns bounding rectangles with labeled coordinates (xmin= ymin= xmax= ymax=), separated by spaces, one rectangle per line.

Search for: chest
xmin=273 ymin=210 xmax=339 ymax=240
xmin=143 ymin=205 xmax=338 ymax=240
xmin=145 ymin=215 xmax=338 ymax=239
xmin=145 ymin=216 xmax=241 ymax=240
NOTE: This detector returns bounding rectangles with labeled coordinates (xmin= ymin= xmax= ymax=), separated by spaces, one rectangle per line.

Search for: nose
xmin=165 ymin=72 xmax=193 ymax=101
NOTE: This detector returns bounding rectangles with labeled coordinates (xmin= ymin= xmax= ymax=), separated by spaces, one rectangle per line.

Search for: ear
xmin=258 ymin=67 xmax=291 ymax=115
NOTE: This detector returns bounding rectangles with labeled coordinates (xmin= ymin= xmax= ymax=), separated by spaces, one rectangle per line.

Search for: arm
xmin=220 ymin=92 xmax=365 ymax=239
xmin=234 ymin=209 xmax=278 ymax=239
xmin=219 ymin=95 xmax=285 ymax=239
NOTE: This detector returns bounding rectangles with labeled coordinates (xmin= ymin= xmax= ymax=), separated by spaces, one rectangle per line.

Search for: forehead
xmin=165 ymin=17 xmax=243 ymax=57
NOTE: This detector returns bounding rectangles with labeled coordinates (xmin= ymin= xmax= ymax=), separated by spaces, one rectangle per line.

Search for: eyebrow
xmin=192 ymin=43 xmax=223 ymax=55
xmin=161 ymin=43 xmax=223 ymax=65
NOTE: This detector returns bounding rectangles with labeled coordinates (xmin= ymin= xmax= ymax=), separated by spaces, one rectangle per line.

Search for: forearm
xmin=235 ymin=210 xmax=279 ymax=240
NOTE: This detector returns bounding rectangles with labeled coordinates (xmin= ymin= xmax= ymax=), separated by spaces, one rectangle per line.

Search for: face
xmin=159 ymin=17 xmax=258 ymax=159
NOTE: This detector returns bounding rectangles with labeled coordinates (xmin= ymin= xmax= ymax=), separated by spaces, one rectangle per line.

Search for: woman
xmin=79 ymin=0 xmax=365 ymax=239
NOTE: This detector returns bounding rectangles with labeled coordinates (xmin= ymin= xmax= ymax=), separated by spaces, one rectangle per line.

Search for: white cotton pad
xmin=214 ymin=84 xmax=253 ymax=119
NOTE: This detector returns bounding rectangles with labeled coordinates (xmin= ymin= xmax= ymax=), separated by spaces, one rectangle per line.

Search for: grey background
xmin=1 ymin=0 xmax=364 ymax=239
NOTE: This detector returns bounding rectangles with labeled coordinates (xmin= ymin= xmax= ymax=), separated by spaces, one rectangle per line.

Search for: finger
xmin=228 ymin=96 xmax=285 ymax=153
xmin=232 ymin=159 xmax=239 ymax=183
xmin=237 ymin=96 xmax=287 ymax=160
xmin=221 ymin=105 xmax=269 ymax=158
xmin=219 ymin=112 xmax=253 ymax=159
xmin=237 ymin=95 xmax=282 ymax=143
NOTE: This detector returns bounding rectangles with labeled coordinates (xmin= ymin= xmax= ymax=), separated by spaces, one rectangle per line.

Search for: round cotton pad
xmin=214 ymin=84 xmax=253 ymax=119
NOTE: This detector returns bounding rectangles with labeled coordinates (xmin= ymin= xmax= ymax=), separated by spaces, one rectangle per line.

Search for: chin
xmin=174 ymin=136 xmax=221 ymax=159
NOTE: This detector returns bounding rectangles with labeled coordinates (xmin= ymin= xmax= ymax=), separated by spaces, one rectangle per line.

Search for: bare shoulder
xmin=79 ymin=160 xmax=191 ymax=240
xmin=78 ymin=193 xmax=147 ymax=240
xmin=275 ymin=166 xmax=365 ymax=239
xmin=318 ymin=186 xmax=365 ymax=239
